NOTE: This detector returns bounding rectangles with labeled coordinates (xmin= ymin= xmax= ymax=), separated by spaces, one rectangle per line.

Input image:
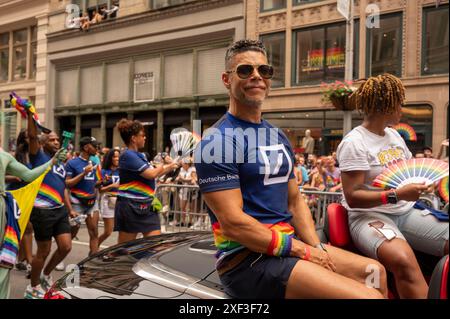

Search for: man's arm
xmin=287 ymin=179 xmax=320 ymax=246
xmin=64 ymin=188 xmax=78 ymax=218
xmin=27 ymin=108 xmax=40 ymax=156
xmin=204 ymin=188 xmax=310 ymax=259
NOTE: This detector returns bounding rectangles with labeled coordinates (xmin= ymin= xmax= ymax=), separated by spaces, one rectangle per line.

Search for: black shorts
xmin=218 ymin=249 xmax=299 ymax=299
xmin=30 ymin=206 xmax=71 ymax=242
xmin=114 ymin=197 xmax=161 ymax=233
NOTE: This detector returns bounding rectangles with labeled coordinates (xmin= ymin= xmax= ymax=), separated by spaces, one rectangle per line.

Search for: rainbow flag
xmin=10 ymin=92 xmax=51 ymax=134
xmin=0 ymin=167 xmax=50 ymax=268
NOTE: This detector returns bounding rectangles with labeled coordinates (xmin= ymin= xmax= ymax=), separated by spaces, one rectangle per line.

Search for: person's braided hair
xmin=354 ymin=73 xmax=405 ymax=115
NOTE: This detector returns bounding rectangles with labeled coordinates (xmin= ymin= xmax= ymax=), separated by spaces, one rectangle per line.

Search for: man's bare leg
xmin=285 ymin=260 xmax=384 ymax=299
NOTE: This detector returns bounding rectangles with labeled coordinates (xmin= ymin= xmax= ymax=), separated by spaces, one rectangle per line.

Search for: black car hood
xmin=56 ymin=232 xmax=220 ymax=299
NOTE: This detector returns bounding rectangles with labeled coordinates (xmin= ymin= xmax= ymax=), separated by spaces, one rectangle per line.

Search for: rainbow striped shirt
xmin=118 ymin=150 xmax=154 ymax=200
xmin=30 ymin=150 xmax=66 ymax=209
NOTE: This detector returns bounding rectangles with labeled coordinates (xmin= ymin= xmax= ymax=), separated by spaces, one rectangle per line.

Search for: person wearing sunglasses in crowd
xmin=194 ymin=39 xmax=387 ymax=299
xmin=115 ymin=119 xmax=180 ymax=244
xmin=336 ymin=74 xmax=449 ymax=299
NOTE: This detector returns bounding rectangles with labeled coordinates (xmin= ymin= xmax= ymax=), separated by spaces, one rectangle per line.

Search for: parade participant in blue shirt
xmin=65 ymin=136 xmax=101 ymax=256
xmin=24 ymin=109 xmax=70 ymax=299
xmin=194 ymin=40 xmax=387 ymax=299
xmin=98 ymin=148 xmax=120 ymax=246
xmin=115 ymin=119 xmax=179 ymax=244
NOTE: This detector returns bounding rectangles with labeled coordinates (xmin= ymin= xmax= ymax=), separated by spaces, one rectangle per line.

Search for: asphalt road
xmin=9 ymin=223 xmax=119 ymax=299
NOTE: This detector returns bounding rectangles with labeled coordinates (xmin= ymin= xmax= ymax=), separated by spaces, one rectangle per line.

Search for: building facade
xmin=45 ymin=0 xmax=244 ymax=155
xmin=247 ymin=0 xmax=449 ymax=156
xmin=0 ymin=0 xmax=52 ymax=152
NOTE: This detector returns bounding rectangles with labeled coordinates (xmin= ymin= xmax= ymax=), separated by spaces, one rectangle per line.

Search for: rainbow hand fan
xmin=392 ymin=123 xmax=417 ymax=142
xmin=438 ymin=176 xmax=449 ymax=203
xmin=373 ymin=158 xmax=449 ymax=189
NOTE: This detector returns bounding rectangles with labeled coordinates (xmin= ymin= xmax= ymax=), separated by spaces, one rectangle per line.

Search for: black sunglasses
xmin=227 ymin=64 xmax=274 ymax=80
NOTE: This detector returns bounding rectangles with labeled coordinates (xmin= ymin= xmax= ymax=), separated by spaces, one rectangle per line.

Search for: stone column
xmin=157 ymin=109 xmax=164 ymax=153
xmin=100 ymin=113 xmax=106 ymax=146
xmin=75 ymin=114 xmax=81 ymax=151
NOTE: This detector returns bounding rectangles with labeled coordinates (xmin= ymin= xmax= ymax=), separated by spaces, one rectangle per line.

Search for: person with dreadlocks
xmin=337 ymin=74 xmax=449 ymax=299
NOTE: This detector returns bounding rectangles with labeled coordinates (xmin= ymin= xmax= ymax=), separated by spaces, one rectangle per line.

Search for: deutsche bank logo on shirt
xmin=84 ymin=170 xmax=95 ymax=181
xmin=111 ymin=176 xmax=120 ymax=184
xmin=53 ymin=164 xmax=66 ymax=179
xmin=259 ymin=144 xmax=292 ymax=186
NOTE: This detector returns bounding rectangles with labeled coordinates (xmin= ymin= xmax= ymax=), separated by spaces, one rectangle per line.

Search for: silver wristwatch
xmin=315 ymin=243 xmax=327 ymax=252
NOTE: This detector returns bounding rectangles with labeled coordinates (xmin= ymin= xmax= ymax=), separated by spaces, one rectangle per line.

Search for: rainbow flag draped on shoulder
xmin=0 ymin=167 xmax=50 ymax=268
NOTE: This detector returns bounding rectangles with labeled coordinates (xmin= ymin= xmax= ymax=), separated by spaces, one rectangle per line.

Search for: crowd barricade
xmin=155 ymin=184 xmax=211 ymax=233
xmin=299 ymin=189 xmax=343 ymax=228
xmin=155 ymin=184 xmax=345 ymax=233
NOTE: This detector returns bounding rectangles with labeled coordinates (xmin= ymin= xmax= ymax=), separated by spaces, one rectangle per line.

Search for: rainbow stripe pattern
xmin=71 ymin=188 xmax=96 ymax=199
xmin=0 ymin=193 xmax=20 ymax=268
xmin=118 ymin=181 xmax=155 ymax=199
xmin=95 ymin=165 xmax=102 ymax=181
xmin=439 ymin=176 xmax=449 ymax=203
xmin=373 ymin=158 xmax=449 ymax=189
xmin=392 ymin=123 xmax=417 ymax=142
xmin=212 ymin=221 xmax=295 ymax=256
xmin=35 ymin=183 xmax=63 ymax=208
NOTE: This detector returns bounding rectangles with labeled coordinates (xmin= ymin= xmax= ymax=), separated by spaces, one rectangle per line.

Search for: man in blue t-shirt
xmin=65 ymin=136 xmax=101 ymax=256
xmin=194 ymin=40 xmax=387 ymax=299
xmin=25 ymin=109 xmax=70 ymax=299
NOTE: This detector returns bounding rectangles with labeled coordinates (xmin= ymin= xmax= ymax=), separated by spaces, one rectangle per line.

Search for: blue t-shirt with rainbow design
xmin=101 ymin=168 xmax=120 ymax=196
xmin=30 ymin=150 xmax=66 ymax=209
xmin=194 ymin=112 xmax=296 ymax=257
xmin=118 ymin=150 xmax=154 ymax=200
xmin=65 ymin=156 xmax=98 ymax=202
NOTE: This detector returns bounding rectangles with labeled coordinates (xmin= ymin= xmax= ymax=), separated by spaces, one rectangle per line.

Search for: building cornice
xmin=47 ymin=0 xmax=243 ymax=42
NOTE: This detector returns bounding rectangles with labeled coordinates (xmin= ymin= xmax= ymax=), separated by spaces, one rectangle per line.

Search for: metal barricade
xmin=155 ymin=184 xmax=211 ymax=233
xmin=299 ymin=189 xmax=343 ymax=228
xmin=155 ymin=184 xmax=344 ymax=233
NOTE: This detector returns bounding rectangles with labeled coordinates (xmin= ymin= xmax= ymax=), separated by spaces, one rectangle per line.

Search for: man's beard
xmin=234 ymin=90 xmax=266 ymax=108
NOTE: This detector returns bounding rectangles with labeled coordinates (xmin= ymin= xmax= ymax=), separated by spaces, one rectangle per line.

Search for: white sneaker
xmin=24 ymin=284 xmax=46 ymax=299
xmin=55 ymin=261 xmax=65 ymax=271
xmin=40 ymin=273 xmax=54 ymax=291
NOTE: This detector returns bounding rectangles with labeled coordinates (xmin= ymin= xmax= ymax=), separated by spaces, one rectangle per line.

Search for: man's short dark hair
xmin=423 ymin=146 xmax=433 ymax=152
xmin=225 ymin=39 xmax=267 ymax=69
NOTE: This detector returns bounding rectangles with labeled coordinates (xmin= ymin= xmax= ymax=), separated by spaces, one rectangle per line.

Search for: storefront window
xmin=367 ymin=13 xmax=402 ymax=77
xmin=293 ymin=22 xmax=358 ymax=85
xmin=260 ymin=0 xmax=286 ymax=12
xmin=401 ymin=105 xmax=433 ymax=156
xmin=263 ymin=110 xmax=364 ymax=155
xmin=260 ymin=32 xmax=285 ymax=87
xmin=422 ymin=5 xmax=449 ymax=75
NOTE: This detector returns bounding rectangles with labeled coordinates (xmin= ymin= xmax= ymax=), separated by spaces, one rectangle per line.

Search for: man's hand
xmin=52 ymin=149 xmax=68 ymax=165
xmin=309 ymin=247 xmax=337 ymax=272
xmin=69 ymin=210 xmax=79 ymax=218
xmin=83 ymin=162 xmax=94 ymax=174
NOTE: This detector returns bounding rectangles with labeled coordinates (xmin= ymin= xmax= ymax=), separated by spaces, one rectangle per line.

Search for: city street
xmin=9 ymin=223 xmax=118 ymax=299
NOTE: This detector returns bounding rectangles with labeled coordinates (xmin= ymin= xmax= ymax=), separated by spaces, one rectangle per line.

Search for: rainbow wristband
xmin=267 ymin=230 xmax=292 ymax=257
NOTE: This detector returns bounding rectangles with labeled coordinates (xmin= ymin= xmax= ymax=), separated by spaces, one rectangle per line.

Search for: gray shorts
xmin=349 ymin=209 xmax=448 ymax=260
